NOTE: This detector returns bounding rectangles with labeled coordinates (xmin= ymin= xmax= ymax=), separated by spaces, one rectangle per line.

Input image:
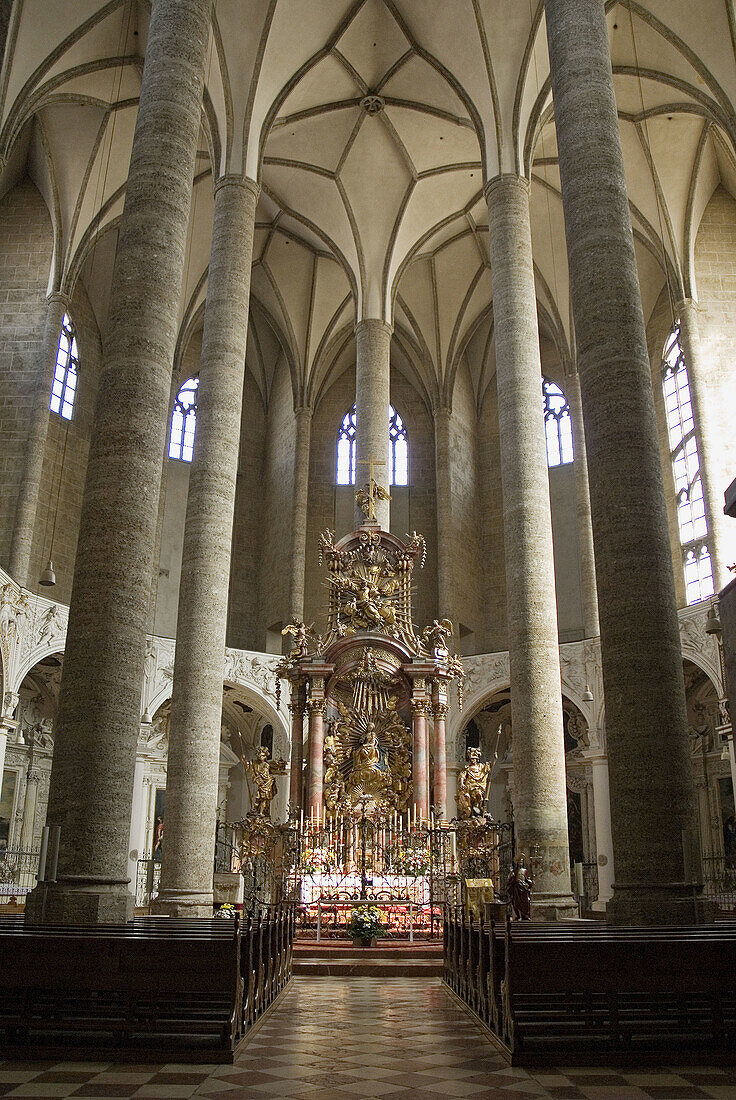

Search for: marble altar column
xmin=412 ymin=703 xmax=429 ymax=819
xmin=307 ymin=700 xmax=325 ymax=816
xmin=155 ymin=174 xmax=258 ymax=917
xmin=590 ymin=755 xmax=614 ymax=909
xmin=676 ymin=299 xmax=732 ymax=590
xmin=289 ymin=407 xmax=312 ymax=619
xmin=432 ymin=702 xmax=448 ymax=819
xmin=567 ymin=371 xmax=600 ymax=638
xmin=484 ymin=173 xmax=576 ymax=919
xmin=25 ymin=0 xmax=212 ymax=924
xmin=9 ymin=291 xmax=69 ymax=585
xmin=433 ymin=406 xmax=453 ymax=617
xmin=355 ymin=319 xmax=391 ymax=530
xmin=545 ymin=0 xmax=704 ymax=923
xmin=289 ymin=685 xmax=306 ymax=811
xmin=19 ymin=770 xmax=40 ymax=851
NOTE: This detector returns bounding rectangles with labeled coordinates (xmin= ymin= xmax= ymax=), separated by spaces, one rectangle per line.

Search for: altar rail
xmin=0 ymin=907 xmax=294 ymax=1062
xmin=443 ymin=907 xmax=736 ymax=1065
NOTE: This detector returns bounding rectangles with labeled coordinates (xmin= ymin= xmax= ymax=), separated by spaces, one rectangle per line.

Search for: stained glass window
xmin=662 ymin=324 xmax=713 ymax=603
xmin=49 ymin=313 xmax=79 ymax=420
xmin=336 ymin=404 xmax=408 ymax=486
xmin=169 ymin=376 xmax=198 ymax=462
xmin=542 ymin=377 xmax=573 ymax=467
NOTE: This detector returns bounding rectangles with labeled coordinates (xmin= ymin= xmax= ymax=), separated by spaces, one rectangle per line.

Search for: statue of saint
xmin=323 ymin=731 xmax=345 ymax=813
xmin=242 ymin=746 xmax=287 ymax=818
xmin=350 ymin=724 xmax=384 ymax=796
xmin=456 ymin=745 xmax=495 ymax=819
xmin=507 ymin=855 xmax=533 ymax=920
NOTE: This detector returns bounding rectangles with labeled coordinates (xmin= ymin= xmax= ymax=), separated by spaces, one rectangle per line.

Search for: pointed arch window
xmin=542 ymin=377 xmax=573 ymax=467
xmin=169 ymin=376 xmax=198 ymax=462
xmin=662 ymin=324 xmax=713 ymax=604
xmin=49 ymin=313 xmax=79 ymax=420
xmin=336 ymin=403 xmax=408 ymax=486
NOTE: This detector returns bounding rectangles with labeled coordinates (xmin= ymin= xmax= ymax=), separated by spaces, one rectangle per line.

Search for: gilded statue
xmin=350 ymin=723 xmax=384 ymax=794
xmin=323 ymin=729 xmax=345 ymax=813
xmin=456 ymin=745 xmax=496 ymax=819
xmin=331 ymin=566 xmax=400 ymax=634
xmin=355 ymin=477 xmax=391 ymax=521
xmin=242 ymin=746 xmax=287 ymax=818
xmin=281 ymin=620 xmax=314 ymax=658
xmin=420 ymin=618 xmax=454 ymax=657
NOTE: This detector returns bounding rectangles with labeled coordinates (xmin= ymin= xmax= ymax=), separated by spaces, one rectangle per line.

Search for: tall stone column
xmin=545 ymin=0 xmax=703 ymax=923
xmin=355 ymin=319 xmax=391 ymax=530
xmin=289 ymin=407 xmax=312 ymax=619
xmin=19 ymin=770 xmax=40 ymax=851
xmin=9 ymin=291 xmax=69 ymax=586
xmin=156 ymin=175 xmax=259 ymax=917
xmin=433 ymin=406 xmax=453 ymax=617
xmin=307 ymin=700 xmax=325 ymax=817
xmin=567 ymin=371 xmax=599 ymax=638
xmin=484 ymin=173 xmax=576 ymax=919
xmin=25 ymin=0 xmax=213 ymax=924
xmin=676 ymin=300 xmax=731 ymax=591
xmin=590 ymin=755 xmax=614 ymax=909
xmin=432 ymin=702 xmax=448 ymax=819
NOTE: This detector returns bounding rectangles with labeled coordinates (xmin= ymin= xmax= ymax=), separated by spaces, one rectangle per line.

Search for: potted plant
xmin=348 ymin=904 xmax=384 ymax=947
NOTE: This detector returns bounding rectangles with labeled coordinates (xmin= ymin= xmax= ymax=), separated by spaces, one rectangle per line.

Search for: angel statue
xmin=420 ymin=618 xmax=454 ymax=658
xmin=242 ymin=746 xmax=287 ymax=818
xmin=456 ymin=745 xmax=496 ymax=819
xmin=282 ymin=620 xmax=314 ymax=659
xmin=356 ymin=478 xmax=391 ymax=522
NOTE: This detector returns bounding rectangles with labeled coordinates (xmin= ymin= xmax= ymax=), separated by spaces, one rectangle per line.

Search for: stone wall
xmin=477 ymin=374 xmax=507 ymax=652
xmin=0 ymin=179 xmax=53 ymax=571
xmin=28 ymin=279 xmax=101 ymax=605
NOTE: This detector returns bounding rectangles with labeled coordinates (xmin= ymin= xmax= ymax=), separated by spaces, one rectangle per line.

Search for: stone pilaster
xmin=9 ymin=291 xmax=69 ymax=586
xmin=355 ymin=319 xmax=391 ymax=530
xmin=676 ymin=299 xmax=732 ymax=591
xmin=545 ymin=0 xmax=704 ymax=923
xmin=156 ymin=175 xmax=259 ymax=917
xmin=289 ymin=407 xmax=312 ymax=619
xmin=25 ymin=0 xmax=213 ymax=925
xmin=484 ymin=173 xmax=576 ymax=919
xmin=567 ymin=370 xmax=600 ymax=638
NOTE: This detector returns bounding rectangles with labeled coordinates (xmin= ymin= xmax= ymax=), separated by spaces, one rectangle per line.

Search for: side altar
xmin=226 ymin=492 xmax=513 ymax=931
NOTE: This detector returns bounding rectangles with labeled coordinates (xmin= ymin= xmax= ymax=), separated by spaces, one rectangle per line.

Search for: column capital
xmin=47 ymin=290 xmax=70 ymax=308
xmin=433 ymin=404 xmax=452 ymax=423
xmin=354 ymin=317 xmax=393 ymax=338
xmin=483 ymin=173 xmax=530 ymax=202
xmin=294 ymin=404 xmax=313 ymax=421
xmin=213 ymin=174 xmax=260 ymax=202
xmin=307 ymin=698 xmax=326 ymax=716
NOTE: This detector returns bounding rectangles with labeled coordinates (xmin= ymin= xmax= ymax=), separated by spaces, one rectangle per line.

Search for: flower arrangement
xmin=301 ymin=846 xmax=334 ymax=874
xmin=393 ymin=848 xmax=429 ymax=877
xmin=215 ymin=903 xmax=237 ymax=918
xmin=348 ymin=904 xmax=384 ymax=944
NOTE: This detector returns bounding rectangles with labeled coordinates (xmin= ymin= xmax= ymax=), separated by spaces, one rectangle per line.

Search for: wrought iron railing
xmin=702 ymin=855 xmax=736 ymax=914
xmin=0 ymin=848 xmax=41 ymax=899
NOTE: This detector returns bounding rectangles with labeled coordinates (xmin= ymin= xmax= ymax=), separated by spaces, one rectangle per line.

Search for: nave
xmin=0 ymin=978 xmax=734 ymax=1100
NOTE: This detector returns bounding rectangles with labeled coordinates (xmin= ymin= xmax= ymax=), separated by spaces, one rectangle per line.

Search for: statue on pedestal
xmin=456 ymin=745 xmax=496 ymax=819
xmin=242 ymin=746 xmax=287 ymax=818
xmin=507 ymin=855 xmax=533 ymax=920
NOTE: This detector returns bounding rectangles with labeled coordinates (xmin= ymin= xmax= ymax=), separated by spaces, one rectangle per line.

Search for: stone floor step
xmin=293 ymin=956 xmax=443 ymax=977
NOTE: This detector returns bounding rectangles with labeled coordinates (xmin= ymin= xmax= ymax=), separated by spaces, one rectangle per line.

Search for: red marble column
xmin=412 ymin=703 xmax=429 ymax=818
xmin=288 ymin=691 xmax=306 ymax=812
xmin=432 ymin=702 xmax=448 ymax=819
xmin=307 ymin=700 xmax=325 ymax=817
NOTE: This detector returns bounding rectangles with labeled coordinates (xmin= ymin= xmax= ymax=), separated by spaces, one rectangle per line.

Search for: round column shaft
xmin=676 ymin=300 xmax=732 ymax=591
xmin=25 ymin=0 xmax=213 ymax=925
xmin=156 ymin=176 xmax=259 ymax=917
xmin=432 ymin=703 xmax=448 ymax=819
xmin=9 ymin=291 xmax=68 ymax=585
xmin=485 ymin=173 xmax=576 ymax=919
xmin=567 ymin=371 xmax=600 ymax=638
xmin=355 ymin=319 xmax=391 ymax=530
xmin=307 ymin=701 xmax=325 ymax=816
xmin=545 ymin=0 xmax=703 ymax=923
xmin=288 ymin=692 xmax=306 ymax=811
xmin=433 ymin=407 xmax=453 ymax=617
xmin=289 ymin=407 xmax=312 ymax=619
xmin=412 ymin=704 xmax=429 ymax=818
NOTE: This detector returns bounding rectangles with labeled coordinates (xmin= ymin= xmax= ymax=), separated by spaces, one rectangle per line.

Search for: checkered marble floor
xmin=0 ymin=978 xmax=734 ymax=1099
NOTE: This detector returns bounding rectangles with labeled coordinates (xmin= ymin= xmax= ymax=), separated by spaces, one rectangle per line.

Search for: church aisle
xmin=0 ymin=978 xmax=734 ymax=1099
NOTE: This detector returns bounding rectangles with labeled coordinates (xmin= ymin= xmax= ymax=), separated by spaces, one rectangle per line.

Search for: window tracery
xmin=662 ymin=324 xmax=713 ymax=603
xmin=336 ymin=404 xmax=408 ymax=486
xmin=542 ymin=378 xmax=573 ymax=467
xmin=49 ymin=313 xmax=79 ymax=421
xmin=169 ymin=376 xmax=198 ymax=462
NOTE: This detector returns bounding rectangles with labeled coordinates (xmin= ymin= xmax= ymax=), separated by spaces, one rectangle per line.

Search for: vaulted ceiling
xmin=1 ymin=0 xmax=735 ymax=412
